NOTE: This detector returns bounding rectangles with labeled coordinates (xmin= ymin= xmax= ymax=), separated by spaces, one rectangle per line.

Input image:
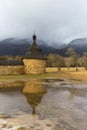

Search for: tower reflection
xmin=23 ymin=79 xmax=47 ymax=115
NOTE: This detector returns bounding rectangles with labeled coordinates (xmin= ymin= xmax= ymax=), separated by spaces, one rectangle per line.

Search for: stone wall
xmin=0 ymin=66 xmax=24 ymax=75
xmin=23 ymin=59 xmax=46 ymax=74
xmin=46 ymin=67 xmax=58 ymax=72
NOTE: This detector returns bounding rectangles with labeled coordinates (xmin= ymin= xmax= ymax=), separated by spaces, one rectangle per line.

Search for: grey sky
xmin=0 ymin=0 xmax=87 ymax=43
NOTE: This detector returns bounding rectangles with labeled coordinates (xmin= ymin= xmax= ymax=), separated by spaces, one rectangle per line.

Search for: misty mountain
xmin=0 ymin=38 xmax=87 ymax=56
xmin=56 ymin=38 xmax=87 ymax=56
xmin=37 ymin=40 xmax=65 ymax=54
xmin=0 ymin=38 xmax=59 ymax=56
xmin=0 ymin=38 xmax=29 ymax=56
xmin=67 ymin=38 xmax=87 ymax=55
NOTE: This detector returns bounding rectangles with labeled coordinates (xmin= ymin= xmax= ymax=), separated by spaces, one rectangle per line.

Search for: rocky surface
xmin=0 ymin=113 xmax=56 ymax=130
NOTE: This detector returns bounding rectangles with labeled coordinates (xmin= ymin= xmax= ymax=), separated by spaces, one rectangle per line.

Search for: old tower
xmin=23 ymin=34 xmax=46 ymax=74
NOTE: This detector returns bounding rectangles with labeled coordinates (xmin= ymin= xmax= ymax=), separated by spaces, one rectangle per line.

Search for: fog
xmin=0 ymin=0 xmax=87 ymax=43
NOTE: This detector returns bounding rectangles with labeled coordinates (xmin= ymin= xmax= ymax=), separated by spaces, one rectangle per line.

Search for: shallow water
xmin=0 ymin=79 xmax=87 ymax=130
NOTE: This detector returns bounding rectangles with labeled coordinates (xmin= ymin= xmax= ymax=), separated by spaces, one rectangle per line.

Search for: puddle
xmin=0 ymin=79 xmax=87 ymax=130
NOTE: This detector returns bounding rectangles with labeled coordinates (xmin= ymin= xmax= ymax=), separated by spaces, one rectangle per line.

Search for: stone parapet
xmin=0 ymin=66 xmax=24 ymax=75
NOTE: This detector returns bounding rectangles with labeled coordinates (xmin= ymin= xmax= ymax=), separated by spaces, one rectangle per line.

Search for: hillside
xmin=0 ymin=38 xmax=87 ymax=56
xmin=56 ymin=38 xmax=87 ymax=56
xmin=0 ymin=38 xmax=58 ymax=56
xmin=67 ymin=38 xmax=87 ymax=55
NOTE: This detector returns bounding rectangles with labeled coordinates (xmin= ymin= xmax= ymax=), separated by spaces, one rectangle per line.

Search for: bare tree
xmin=66 ymin=47 xmax=79 ymax=71
xmin=46 ymin=53 xmax=65 ymax=70
xmin=80 ymin=52 xmax=87 ymax=70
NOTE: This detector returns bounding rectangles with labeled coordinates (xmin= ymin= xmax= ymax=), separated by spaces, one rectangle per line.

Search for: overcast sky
xmin=0 ymin=0 xmax=87 ymax=43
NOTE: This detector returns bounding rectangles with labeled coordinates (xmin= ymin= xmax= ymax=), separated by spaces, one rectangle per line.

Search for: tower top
xmin=32 ymin=34 xmax=37 ymax=42
xmin=24 ymin=34 xmax=46 ymax=59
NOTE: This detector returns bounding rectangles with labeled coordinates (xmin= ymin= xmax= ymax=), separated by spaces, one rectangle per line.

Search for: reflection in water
xmin=68 ymin=88 xmax=79 ymax=100
xmin=68 ymin=87 xmax=87 ymax=100
xmin=23 ymin=79 xmax=47 ymax=115
xmin=0 ymin=81 xmax=87 ymax=130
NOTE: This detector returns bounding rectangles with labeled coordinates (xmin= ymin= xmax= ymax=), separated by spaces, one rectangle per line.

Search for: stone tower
xmin=23 ymin=34 xmax=46 ymax=74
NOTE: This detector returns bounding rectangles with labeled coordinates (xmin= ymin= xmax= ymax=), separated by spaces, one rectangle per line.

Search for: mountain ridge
xmin=0 ymin=37 xmax=87 ymax=56
xmin=0 ymin=38 xmax=58 ymax=56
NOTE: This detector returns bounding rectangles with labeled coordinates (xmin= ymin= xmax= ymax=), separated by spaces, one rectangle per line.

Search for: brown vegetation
xmin=46 ymin=47 xmax=87 ymax=71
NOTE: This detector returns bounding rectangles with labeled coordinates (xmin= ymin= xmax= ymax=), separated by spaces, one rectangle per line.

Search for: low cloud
xmin=0 ymin=0 xmax=87 ymax=43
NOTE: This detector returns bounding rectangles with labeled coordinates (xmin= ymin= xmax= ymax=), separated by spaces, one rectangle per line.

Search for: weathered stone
xmin=23 ymin=34 xmax=46 ymax=74
xmin=0 ymin=66 xmax=24 ymax=75
xmin=23 ymin=59 xmax=46 ymax=74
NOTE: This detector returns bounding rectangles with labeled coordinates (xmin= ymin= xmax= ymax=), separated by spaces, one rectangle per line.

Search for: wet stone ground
xmin=0 ymin=79 xmax=87 ymax=130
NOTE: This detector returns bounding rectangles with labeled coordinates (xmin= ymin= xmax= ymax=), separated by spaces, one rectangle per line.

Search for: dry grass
xmin=68 ymin=71 xmax=87 ymax=80
xmin=0 ymin=67 xmax=86 ymax=82
xmin=46 ymin=67 xmax=85 ymax=72
xmin=46 ymin=67 xmax=87 ymax=81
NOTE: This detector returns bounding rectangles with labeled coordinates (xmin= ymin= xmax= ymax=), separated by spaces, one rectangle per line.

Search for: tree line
xmin=0 ymin=47 xmax=87 ymax=71
xmin=46 ymin=47 xmax=87 ymax=71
